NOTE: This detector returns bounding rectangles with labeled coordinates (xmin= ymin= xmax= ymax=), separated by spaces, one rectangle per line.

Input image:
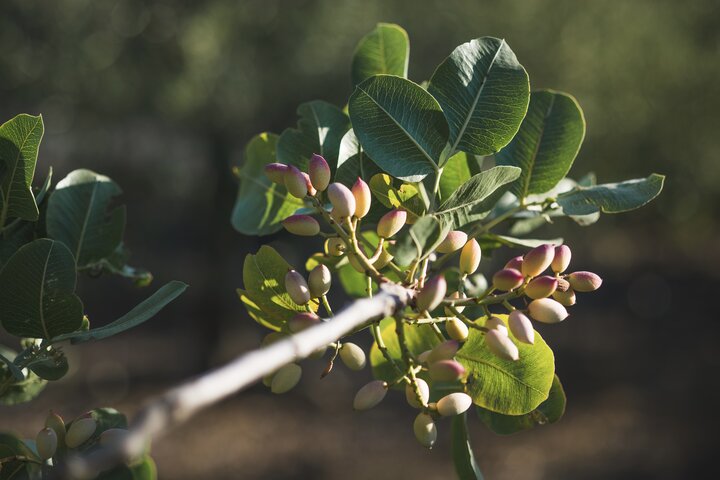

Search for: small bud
xmin=327 ymin=183 xmax=356 ymax=219
xmin=485 ymin=316 xmax=508 ymax=335
xmin=65 ymin=417 xmax=97 ymax=448
xmin=339 ymin=342 xmax=366 ymax=371
xmin=567 ymin=271 xmax=602 ymax=292
xmin=282 ymin=214 xmax=320 ymax=236
xmin=351 ymin=178 xmax=372 ymax=218
xmin=413 ymin=413 xmax=438 ymax=449
xmin=99 ymin=428 xmax=129 ymax=447
xmin=284 ymin=165 xmax=309 ymax=198
xmin=301 ymin=172 xmax=317 ymax=196
xmin=528 ymin=298 xmax=569 ymax=324
xmin=525 ymin=275 xmax=558 ymax=299
xmin=36 ymin=428 xmax=58 ymax=460
xmin=309 ymin=154 xmax=331 ymax=191
xmin=416 ymin=275 xmax=447 ymax=312
xmin=377 ymin=209 xmax=407 ymax=238
xmin=437 ymin=392 xmax=472 ymax=417
xmin=492 ymin=268 xmax=524 ymax=291
xmin=285 ymin=270 xmax=311 ymax=305
xmin=353 ymin=380 xmax=388 ymax=411
xmin=459 ymin=239 xmax=481 ymax=275
xmin=522 ymin=244 xmax=555 ymax=277
xmin=446 ymin=318 xmax=469 ymax=342
xmin=552 ymin=245 xmax=572 ymax=273
xmin=271 ymin=363 xmax=302 ymax=394
xmin=505 ymin=255 xmax=523 ymax=271
xmin=436 ymin=230 xmax=468 ymax=254
xmin=308 ymin=264 xmax=332 ymax=298
xmin=553 ymin=288 xmax=576 ymax=306
xmin=45 ymin=410 xmax=65 ymax=444
xmin=405 ymin=378 xmax=430 ymax=408
xmin=325 ymin=237 xmax=346 ymax=256
xmin=264 ymin=163 xmax=288 ymax=184
xmin=508 ymin=310 xmax=535 ymax=344
xmin=429 ymin=359 xmax=466 ymax=382
xmin=288 ymin=312 xmax=321 ymax=333
xmin=426 ymin=340 xmax=460 ymax=364
xmin=485 ymin=329 xmax=520 ymax=361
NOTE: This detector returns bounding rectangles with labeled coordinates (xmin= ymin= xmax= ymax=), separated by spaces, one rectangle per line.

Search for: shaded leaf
xmin=351 ymin=23 xmax=409 ymax=86
xmin=0 ymin=345 xmax=46 ymax=405
xmin=0 ymin=350 xmax=24 ymax=381
xmin=93 ymin=243 xmax=153 ymax=287
xmin=0 ymin=114 xmax=43 ymax=223
xmin=392 ymin=214 xmax=450 ymax=266
xmin=335 ymin=129 xmax=382 ymax=187
xmin=486 ymin=234 xmax=563 ymax=249
xmin=557 ymin=174 xmax=665 ymax=215
xmin=15 ymin=345 xmax=69 ymax=381
xmin=439 ymin=151 xmax=473 ymax=202
xmin=452 ymin=412 xmax=484 ymax=480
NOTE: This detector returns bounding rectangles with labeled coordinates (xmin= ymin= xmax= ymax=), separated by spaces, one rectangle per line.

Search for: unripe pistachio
xmin=271 ymin=363 xmax=302 ymax=394
xmin=285 ymin=270 xmax=311 ymax=305
xmin=288 ymin=312 xmax=321 ymax=333
xmin=446 ymin=318 xmax=469 ymax=342
xmin=436 ymin=392 xmax=472 ymax=417
xmin=308 ymin=264 xmax=332 ymax=298
xmin=377 ymin=209 xmax=407 ymax=238
xmin=262 ymin=373 xmax=274 ymax=387
xmin=45 ymin=410 xmax=65 ymax=444
xmin=373 ymin=248 xmax=393 ymax=270
xmin=505 ymin=255 xmax=524 ymax=271
xmin=485 ymin=316 xmax=508 ymax=335
xmin=65 ymin=417 xmax=97 ymax=448
xmin=528 ymin=298 xmax=569 ymax=324
xmin=99 ymin=428 xmax=129 ymax=447
xmin=552 ymin=245 xmax=572 ymax=273
xmin=405 ymin=378 xmax=430 ymax=408
xmin=522 ymin=244 xmax=555 ymax=277
xmin=443 ymin=291 xmax=466 ymax=316
xmin=426 ymin=340 xmax=460 ymax=364
xmin=284 ymin=165 xmax=308 ymax=198
xmin=485 ymin=329 xmax=520 ymax=361
xmin=416 ymin=275 xmax=447 ymax=312
xmin=436 ymin=230 xmax=468 ymax=254
xmin=36 ymin=427 xmax=57 ymax=460
xmin=459 ymin=239 xmax=481 ymax=275
xmin=525 ymin=275 xmax=558 ymax=299
xmin=492 ymin=268 xmax=524 ymax=291
xmin=264 ymin=163 xmax=288 ymax=184
xmin=325 ymin=237 xmax=346 ymax=256
xmin=567 ymin=271 xmax=603 ymax=292
xmin=301 ymin=172 xmax=317 ymax=196
xmin=308 ymin=154 xmax=331 ymax=191
xmin=327 ymin=182 xmax=356 ymax=219
xmin=552 ymin=288 xmax=576 ymax=306
xmin=282 ymin=214 xmax=320 ymax=236
xmin=353 ymin=380 xmax=388 ymax=411
xmin=429 ymin=359 xmax=466 ymax=382
xmin=508 ymin=310 xmax=535 ymax=344
xmin=351 ymin=177 xmax=372 ymax=218
xmin=339 ymin=342 xmax=366 ymax=371
xmin=413 ymin=413 xmax=438 ymax=449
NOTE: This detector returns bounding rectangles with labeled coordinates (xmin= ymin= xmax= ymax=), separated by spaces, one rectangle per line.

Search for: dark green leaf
xmin=0 ymin=239 xmax=83 ymax=339
xmin=0 ymin=345 xmax=46 ymax=405
xmin=0 ymin=432 xmax=38 ymax=479
xmin=231 ymin=133 xmax=303 ymax=236
xmin=452 ymin=412 xmax=484 ymax=480
xmin=0 ymin=350 xmax=24 ymax=381
xmin=349 ymin=75 xmax=449 ymax=182
xmin=93 ymin=243 xmax=153 ymax=287
xmin=557 ymin=173 xmax=665 ymax=215
xmin=497 ymin=90 xmax=586 ymax=199
xmin=0 ymin=114 xmax=43 ymax=223
xmin=369 ymin=318 xmax=441 ymax=383
xmin=51 ymin=281 xmax=187 ymax=344
xmin=391 ymin=215 xmax=450 ymax=266
xmin=14 ymin=346 xmax=69 ymax=381
xmin=428 ymin=38 xmax=529 ymax=157
xmin=335 ymin=129 xmax=382 ymax=187
xmin=351 ymin=23 xmax=409 ymax=86
xmin=46 ymin=169 xmax=126 ymax=268
xmin=437 ymin=166 xmax=521 ymax=228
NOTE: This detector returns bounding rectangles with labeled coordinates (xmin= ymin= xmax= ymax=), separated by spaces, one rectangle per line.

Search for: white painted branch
xmin=60 ymin=283 xmax=413 ymax=479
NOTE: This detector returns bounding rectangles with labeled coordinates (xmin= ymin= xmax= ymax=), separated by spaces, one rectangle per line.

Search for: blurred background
xmin=1 ymin=0 xmax=718 ymax=478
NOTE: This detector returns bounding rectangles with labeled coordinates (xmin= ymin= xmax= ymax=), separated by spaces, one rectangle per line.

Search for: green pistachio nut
xmin=413 ymin=413 xmax=437 ymax=449
xmin=353 ymin=380 xmax=388 ymax=411
xmin=446 ymin=318 xmax=469 ymax=342
xmin=405 ymin=378 xmax=430 ymax=408
xmin=264 ymin=163 xmax=288 ymax=184
xmin=339 ymin=342 xmax=366 ymax=371
xmin=459 ymin=239 xmax=482 ymax=275
xmin=308 ymin=264 xmax=332 ymax=298
xmin=437 ymin=392 xmax=472 ymax=416
xmin=327 ymin=182 xmax=356 ymax=219
xmin=65 ymin=417 xmax=97 ymax=448
xmin=36 ymin=427 xmax=58 ymax=460
xmin=325 ymin=237 xmax=346 ymax=256
xmin=552 ymin=288 xmax=577 ymax=306
xmin=285 ymin=269 xmax=311 ymax=305
xmin=45 ymin=410 xmax=66 ymax=444
xmin=377 ymin=209 xmax=407 ymax=238
xmin=284 ymin=165 xmax=309 ymax=198
xmin=271 ymin=363 xmax=302 ymax=394
xmin=352 ymin=177 xmax=372 ymax=218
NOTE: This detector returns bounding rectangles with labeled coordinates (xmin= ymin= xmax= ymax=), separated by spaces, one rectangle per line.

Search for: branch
xmin=57 ymin=283 xmax=413 ymax=479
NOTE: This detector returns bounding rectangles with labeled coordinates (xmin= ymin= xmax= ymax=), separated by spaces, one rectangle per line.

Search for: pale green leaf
xmin=557 ymin=174 xmax=665 ymax=215
xmin=370 ymin=318 xmax=441 ymax=383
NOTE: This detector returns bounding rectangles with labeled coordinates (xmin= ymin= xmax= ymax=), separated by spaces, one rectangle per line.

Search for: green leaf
xmin=557 ymin=174 xmax=665 ymax=215
xmin=0 ymin=350 xmax=24 ymax=381
xmin=428 ymin=38 xmax=529 ymax=157
xmin=349 ymin=75 xmax=449 ymax=182
xmin=15 ymin=345 xmax=69 ymax=381
xmin=231 ymin=133 xmax=303 ymax=236
xmin=452 ymin=412 xmax=484 ymax=480
xmin=368 ymin=174 xmax=425 ymax=223
xmin=391 ymin=214 xmax=450 ymax=266
xmin=0 ymin=432 xmax=38 ymax=479
xmin=337 ymin=262 xmax=372 ymax=298
xmin=456 ymin=315 xmax=555 ymax=415
xmin=370 ymin=318 xmax=441 ymax=383
xmin=239 ymin=246 xmax=318 ymax=331
xmin=439 ymin=151 xmax=473 ymax=202
xmin=485 ymin=234 xmax=563 ymax=249
xmin=0 ymin=114 xmax=44 ymax=223
xmin=0 ymin=345 xmax=47 ymax=405
xmin=46 ymin=169 xmax=126 ymax=268
xmin=437 ymin=166 xmax=521 ymax=228
xmin=497 ymin=90 xmax=586 ymax=199
xmin=93 ymin=243 xmax=153 ymax=287
xmin=477 ymin=374 xmax=566 ymax=435
xmin=51 ymin=281 xmax=187 ymax=344
xmin=277 ymin=101 xmax=350 ymax=170
xmin=0 ymin=239 xmax=83 ymax=339
xmin=351 ymin=23 xmax=409 ymax=86
xmin=335 ymin=129 xmax=382 ymax=187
